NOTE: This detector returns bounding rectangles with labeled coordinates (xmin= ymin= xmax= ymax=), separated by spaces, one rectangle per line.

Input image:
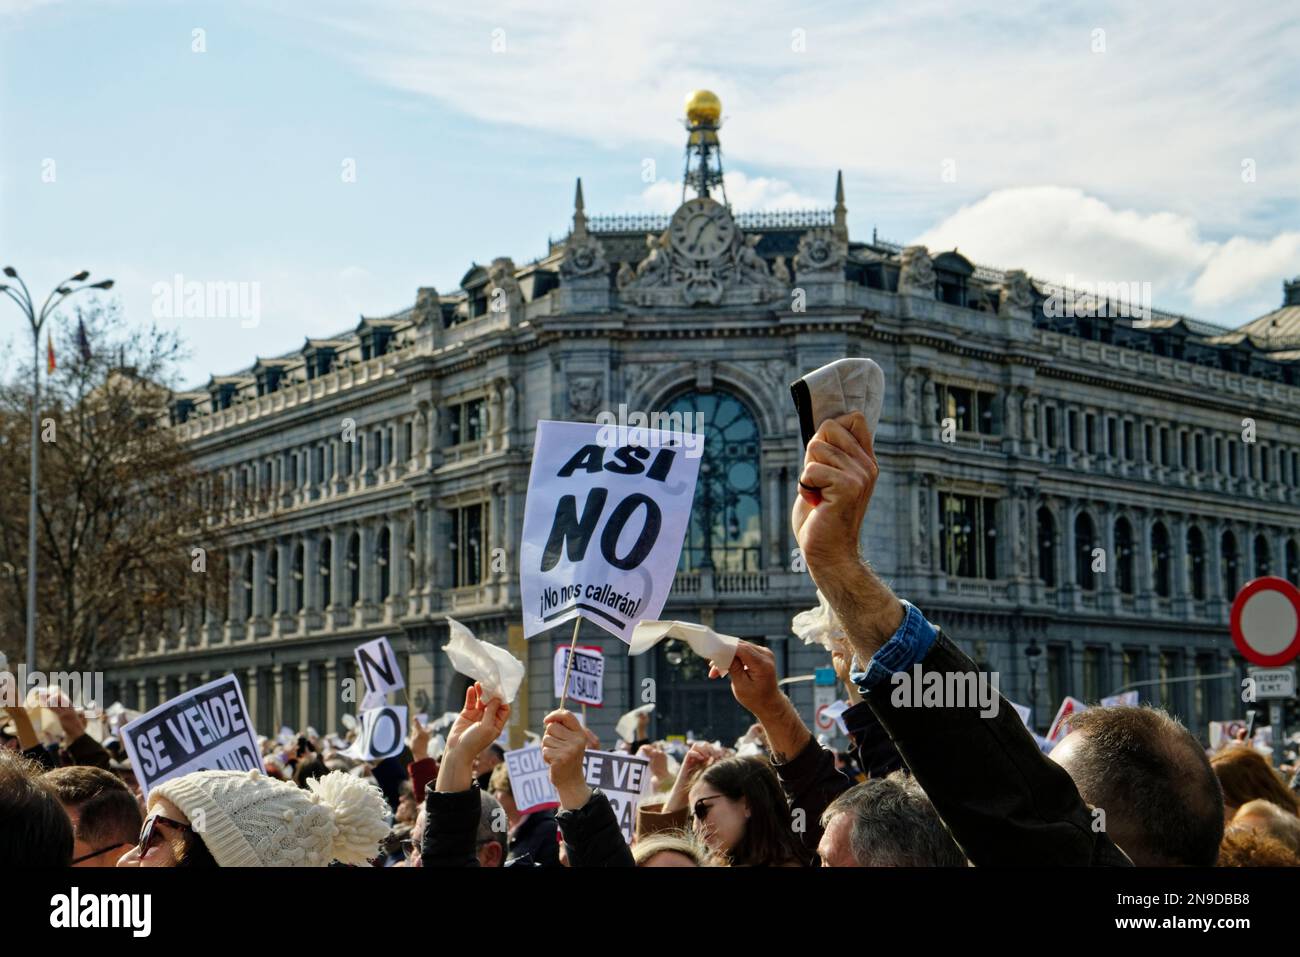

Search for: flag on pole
xmin=76 ymin=316 xmax=91 ymax=362
xmin=46 ymin=330 xmax=56 ymax=374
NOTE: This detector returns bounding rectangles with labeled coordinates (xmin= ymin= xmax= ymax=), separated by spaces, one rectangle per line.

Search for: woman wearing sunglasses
xmin=688 ymin=756 xmax=809 ymax=867
xmin=117 ymin=766 xmax=390 ymax=867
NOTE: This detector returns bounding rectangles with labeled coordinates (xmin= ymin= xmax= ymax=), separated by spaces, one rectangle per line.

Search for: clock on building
xmin=669 ymin=197 xmax=736 ymax=261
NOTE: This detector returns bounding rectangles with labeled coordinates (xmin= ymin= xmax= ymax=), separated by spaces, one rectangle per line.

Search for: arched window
xmin=1222 ymin=531 xmax=1239 ymax=597
xmin=1186 ymin=526 xmax=1206 ymax=601
xmin=1075 ymin=512 xmax=1097 ymax=591
xmin=292 ymin=543 xmax=305 ymax=612
xmin=347 ymin=532 xmax=361 ymax=604
xmin=1151 ymin=522 xmax=1171 ymax=597
xmin=377 ymin=527 xmax=391 ymax=599
xmin=320 ymin=538 xmax=332 ymax=608
xmin=241 ymin=555 xmax=254 ymax=620
xmin=1037 ymin=507 xmax=1057 ymax=586
xmin=1255 ymin=534 xmax=1272 ymax=578
xmin=662 ymin=389 xmax=761 ymax=573
xmin=1115 ymin=517 xmax=1135 ymax=594
xmin=1287 ymin=539 xmax=1300 ymax=588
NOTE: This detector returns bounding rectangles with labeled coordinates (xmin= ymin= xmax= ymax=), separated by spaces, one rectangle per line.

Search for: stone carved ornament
xmin=1000 ymin=269 xmax=1036 ymax=314
xmin=793 ymin=228 xmax=847 ymax=276
xmin=898 ymin=245 xmax=937 ymax=297
xmin=567 ymin=375 xmax=603 ymax=418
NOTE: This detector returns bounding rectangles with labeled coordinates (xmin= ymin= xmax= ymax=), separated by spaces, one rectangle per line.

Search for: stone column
xmin=766 ymin=464 xmax=784 ymax=569
xmin=325 ymin=659 xmax=338 ymax=734
xmin=244 ymin=667 xmax=260 ymax=725
xmin=298 ymin=664 xmax=311 ymax=732
xmin=271 ymin=664 xmax=284 ymax=731
xmin=252 ymin=546 xmax=268 ymax=620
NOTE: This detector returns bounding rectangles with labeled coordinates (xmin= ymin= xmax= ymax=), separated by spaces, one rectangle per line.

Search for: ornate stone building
xmin=104 ymin=94 xmax=1300 ymax=746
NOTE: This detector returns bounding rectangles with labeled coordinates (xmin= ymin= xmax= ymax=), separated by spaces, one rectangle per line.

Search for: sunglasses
xmin=137 ymin=813 xmax=194 ymax=854
xmin=71 ymin=842 xmax=130 ymax=866
xmin=692 ymin=795 xmax=724 ymax=822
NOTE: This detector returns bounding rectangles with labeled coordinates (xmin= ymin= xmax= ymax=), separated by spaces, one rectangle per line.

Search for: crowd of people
xmin=4 ymin=410 xmax=1299 ymax=868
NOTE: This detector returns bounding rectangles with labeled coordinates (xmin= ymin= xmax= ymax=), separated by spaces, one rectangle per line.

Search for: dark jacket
xmin=770 ymin=736 xmax=853 ymax=860
xmin=62 ymin=733 xmax=112 ymax=770
xmin=865 ymin=630 xmax=1132 ymax=867
xmin=508 ymin=808 xmax=560 ymax=867
xmin=842 ymin=700 xmax=905 ymax=779
xmin=555 ymin=790 xmax=634 ymax=867
xmin=420 ymin=786 xmax=484 ymax=868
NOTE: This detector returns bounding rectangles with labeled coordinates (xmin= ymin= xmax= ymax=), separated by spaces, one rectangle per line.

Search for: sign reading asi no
xmin=520 ymin=421 xmax=701 ymax=643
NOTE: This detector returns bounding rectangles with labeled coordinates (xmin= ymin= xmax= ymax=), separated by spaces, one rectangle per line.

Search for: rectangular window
xmin=1229 ymin=442 xmax=1239 ymax=477
xmin=446 ymin=398 xmax=487 ymax=446
xmin=1261 ymin=446 xmax=1270 ymax=482
xmin=1067 ymin=410 xmax=1079 ymax=451
xmin=1045 ymin=407 xmax=1058 ymax=448
xmin=1214 ymin=436 xmax=1223 ymax=475
xmin=1123 ymin=420 xmax=1134 ymax=460
xmin=1122 ymin=649 xmax=1141 ymax=690
xmin=938 ymin=492 xmax=998 ymax=580
xmin=1159 ymin=428 xmax=1170 ymax=465
xmin=450 ymin=503 xmax=487 ymax=588
xmin=1047 ymin=645 xmax=1068 ymax=709
xmin=1179 ymin=432 xmax=1189 ymax=469
xmin=1194 ymin=433 xmax=1204 ymax=472
xmin=934 ymin=384 xmax=996 ymax=435
xmin=1085 ymin=413 xmax=1097 ymax=455
xmin=1144 ymin=424 xmax=1155 ymax=463
xmin=1107 ymin=417 xmax=1117 ymax=458
xmin=1083 ymin=648 xmax=1103 ymax=702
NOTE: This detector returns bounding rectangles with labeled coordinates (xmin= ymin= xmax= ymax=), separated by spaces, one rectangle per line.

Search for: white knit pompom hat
xmin=150 ymin=768 xmax=390 ymax=867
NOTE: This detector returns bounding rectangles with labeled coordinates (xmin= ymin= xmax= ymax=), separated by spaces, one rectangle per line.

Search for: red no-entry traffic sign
xmin=1230 ymin=577 xmax=1300 ymax=667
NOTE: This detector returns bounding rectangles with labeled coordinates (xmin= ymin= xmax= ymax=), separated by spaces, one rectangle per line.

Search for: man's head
xmin=44 ymin=765 xmax=144 ymax=867
xmin=1231 ymin=799 xmax=1300 ymax=856
xmin=476 ymin=790 xmax=507 ymax=867
xmin=817 ymin=773 xmax=966 ymax=867
xmin=1050 ymin=706 xmax=1223 ymax=866
xmin=0 ymin=750 xmax=74 ymax=867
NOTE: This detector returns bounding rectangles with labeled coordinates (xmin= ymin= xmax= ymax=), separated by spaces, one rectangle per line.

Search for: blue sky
xmin=3 ymin=0 xmax=1298 ymax=388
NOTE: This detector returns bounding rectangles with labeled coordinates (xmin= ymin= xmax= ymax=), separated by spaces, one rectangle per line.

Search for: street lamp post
xmin=1024 ymin=637 xmax=1042 ymax=731
xmin=0 ymin=266 xmax=114 ymax=672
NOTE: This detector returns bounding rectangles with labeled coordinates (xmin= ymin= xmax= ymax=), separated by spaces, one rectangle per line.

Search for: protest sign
xmin=352 ymin=705 xmax=408 ymax=761
xmin=500 ymin=747 xmax=651 ymax=844
xmin=1046 ymin=696 xmax=1088 ymax=744
xmin=553 ymin=645 xmax=605 ymax=706
xmin=1099 ymin=690 xmax=1139 ymax=708
xmin=355 ymin=636 xmax=404 ymax=696
xmin=520 ymin=421 xmax=701 ymax=644
xmin=120 ymin=675 xmax=261 ymax=796
xmin=504 ymin=746 xmax=560 ymax=814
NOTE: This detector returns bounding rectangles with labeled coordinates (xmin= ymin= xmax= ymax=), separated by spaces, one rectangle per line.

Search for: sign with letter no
xmin=520 ymin=421 xmax=701 ymax=643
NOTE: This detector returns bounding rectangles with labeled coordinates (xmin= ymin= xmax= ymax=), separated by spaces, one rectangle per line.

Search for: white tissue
xmin=443 ymin=616 xmax=526 ymax=704
xmin=791 ymin=592 xmax=847 ymax=652
xmin=615 ymin=704 xmax=655 ymax=744
xmin=628 ymin=620 xmax=739 ymax=672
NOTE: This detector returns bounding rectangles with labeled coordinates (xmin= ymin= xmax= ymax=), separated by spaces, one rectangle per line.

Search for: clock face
xmin=670 ymin=197 xmax=736 ymax=261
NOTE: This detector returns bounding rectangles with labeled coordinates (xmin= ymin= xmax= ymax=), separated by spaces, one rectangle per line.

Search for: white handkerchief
xmin=615 ymin=703 xmax=655 ymax=745
xmin=790 ymin=357 xmax=885 ymax=445
xmin=443 ymin=616 xmax=526 ymax=704
xmin=791 ymin=591 xmax=847 ymax=652
xmin=628 ymin=620 xmax=739 ymax=672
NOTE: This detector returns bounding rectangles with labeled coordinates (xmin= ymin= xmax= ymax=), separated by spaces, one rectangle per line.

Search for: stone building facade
xmin=102 ymin=130 xmax=1300 ymax=748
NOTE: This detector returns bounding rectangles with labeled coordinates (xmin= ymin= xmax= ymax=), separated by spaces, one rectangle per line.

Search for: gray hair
xmin=820 ymin=773 xmax=966 ymax=867
xmin=477 ymin=790 xmax=508 ymax=861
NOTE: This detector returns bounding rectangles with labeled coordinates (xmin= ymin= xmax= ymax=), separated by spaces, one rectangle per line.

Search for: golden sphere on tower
xmin=685 ymin=89 xmax=722 ymax=126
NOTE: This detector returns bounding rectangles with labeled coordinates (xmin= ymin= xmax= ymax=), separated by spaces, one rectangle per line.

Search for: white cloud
xmin=295 ymin=0 xmax=1300 ymax=234
xmin=631 ymin=171 xmax=824 ymax=213
xmin=913 ymin=186 xmax=1300 ymax=327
